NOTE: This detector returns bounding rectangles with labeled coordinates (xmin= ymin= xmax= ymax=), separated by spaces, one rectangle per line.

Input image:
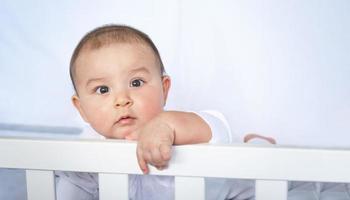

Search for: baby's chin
xmin=90 ymin=125 xmax=137 ymax=139
xmin=109 ymin=127 xmax=136 ymax=139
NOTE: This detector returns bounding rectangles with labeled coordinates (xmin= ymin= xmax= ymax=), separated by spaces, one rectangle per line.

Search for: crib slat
xmin=99 ymin=173 xmax=128 ymax=200
xmin=255 ymin=180 xmax=287 ymax=200
xmin=26 ymin=170 xmax=55 ymax=200
xmin=175 ymin=177 xmax=204 ymax=200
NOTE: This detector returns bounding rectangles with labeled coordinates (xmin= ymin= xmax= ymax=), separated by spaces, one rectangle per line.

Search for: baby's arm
xmin=125 ymin=111 xmax=212 ymax=174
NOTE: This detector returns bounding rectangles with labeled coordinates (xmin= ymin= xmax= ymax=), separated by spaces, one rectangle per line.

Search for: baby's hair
xmin=70 ymin=24 xmax=165 ymax=93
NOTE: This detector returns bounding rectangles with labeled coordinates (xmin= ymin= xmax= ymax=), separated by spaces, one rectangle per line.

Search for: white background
xmin=1 ymin=0 xmax=349 ymax=147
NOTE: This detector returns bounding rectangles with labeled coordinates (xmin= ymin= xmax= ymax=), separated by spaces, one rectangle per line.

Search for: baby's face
xmin=72 ymin=43 xmax=170 ymax=139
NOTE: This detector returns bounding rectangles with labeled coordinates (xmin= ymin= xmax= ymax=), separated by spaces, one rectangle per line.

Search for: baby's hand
xmin=125 ymin=117 xmax=175 ymax=174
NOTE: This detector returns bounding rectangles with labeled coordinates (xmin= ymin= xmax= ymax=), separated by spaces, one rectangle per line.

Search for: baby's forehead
xmin=70 ymin=25 xmax=165 ymax=93
xmin=78 ymin=41 xmax=159 ymax=66
xmin=84 ymin=39 xmax=148 ymax=51
xmin=74 ymin=42 xmax=161 ymax=78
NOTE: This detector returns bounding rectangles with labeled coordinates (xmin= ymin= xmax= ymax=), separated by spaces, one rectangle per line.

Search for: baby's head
xmin=70 ymin=24 xmax=171 ymax=139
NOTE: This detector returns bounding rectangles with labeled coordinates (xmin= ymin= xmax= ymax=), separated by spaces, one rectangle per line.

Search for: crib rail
xmin=1 ymin=137 xmax=350 ymax=200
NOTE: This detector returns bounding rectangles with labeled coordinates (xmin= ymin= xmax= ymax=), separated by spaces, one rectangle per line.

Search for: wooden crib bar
xmin=1 ymin=137 xmax=350 ymax=200
xmin=24 ymin=170 xmax=288 ymax=200
xmin=175 ymin=177 xmax=205 ymax=199
xmin=26 ymin=170 xmax=55 ymax=200
xmin=99 ymin=173 xmax=128 ymax=200
xmin=25 ymin=170 xmax=288 ymax=200
xmin=256 ymin=180 xmax=288 ymax=200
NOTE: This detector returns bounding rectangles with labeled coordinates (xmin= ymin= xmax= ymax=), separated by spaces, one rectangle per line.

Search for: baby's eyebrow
xmin=129 ymin=67 xmax=150 ymax=75
xmin=86 ymin=77 xmax=106 ymax=87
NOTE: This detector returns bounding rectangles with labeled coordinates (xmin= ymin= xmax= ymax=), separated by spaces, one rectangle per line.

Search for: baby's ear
xmin=162 ymin=75 xmax=171 ymax=104
xmin=72 ymin=95 xmax=89 ymax=123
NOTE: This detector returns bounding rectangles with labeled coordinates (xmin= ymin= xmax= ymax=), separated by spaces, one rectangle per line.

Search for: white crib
xmin=0 ymin=137 xmax=350 ymax=200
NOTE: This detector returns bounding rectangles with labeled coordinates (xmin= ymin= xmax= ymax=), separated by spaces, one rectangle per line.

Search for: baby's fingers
xmin=150 ymin=148 xmax=168 ymax=168
xmin=136 ymin=147 xmax=149 ymax=174
xmin=159 ymin=143 xmax=172 ymax=161
xmin=244 ymin=133 xmax=276 ymax=144
xmin=152 ymin=144 xmax=171 ymax=170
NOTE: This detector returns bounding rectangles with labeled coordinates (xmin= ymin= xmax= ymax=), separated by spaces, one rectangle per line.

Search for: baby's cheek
xmin=145 ymin=107 xmax=161 ymax=121
xmin=134 ymin=90 xmax=163 ymax=119
xmin=86 ymin=106 xmax=112 ymax=134
xmin=141 ymin=99 xmax=163 ymax=120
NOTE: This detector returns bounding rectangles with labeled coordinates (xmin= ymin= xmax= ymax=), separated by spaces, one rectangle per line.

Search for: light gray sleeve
xmin=55 ymin=171 xmax=98 ymax=200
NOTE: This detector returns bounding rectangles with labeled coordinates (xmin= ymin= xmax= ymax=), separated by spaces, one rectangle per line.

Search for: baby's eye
xmin=130 ymin=79 xmax=145 ymax=87
xmin=95 ymin=86 xmax=109 ymax=94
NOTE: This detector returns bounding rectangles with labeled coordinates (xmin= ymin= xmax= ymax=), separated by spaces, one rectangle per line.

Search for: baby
xmin=69 ymin=24 xmax=226 ymax=173
xmin=56 ymin=24 xmax=272 ymax=200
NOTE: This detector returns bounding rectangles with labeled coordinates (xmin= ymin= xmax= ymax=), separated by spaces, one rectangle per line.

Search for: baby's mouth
xmin=115 ymin=116 xmax=136 ymax=125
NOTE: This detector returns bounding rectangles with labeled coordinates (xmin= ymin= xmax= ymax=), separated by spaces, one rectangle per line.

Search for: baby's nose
xmin=115 ymin=97 xmax=133 ymax=108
